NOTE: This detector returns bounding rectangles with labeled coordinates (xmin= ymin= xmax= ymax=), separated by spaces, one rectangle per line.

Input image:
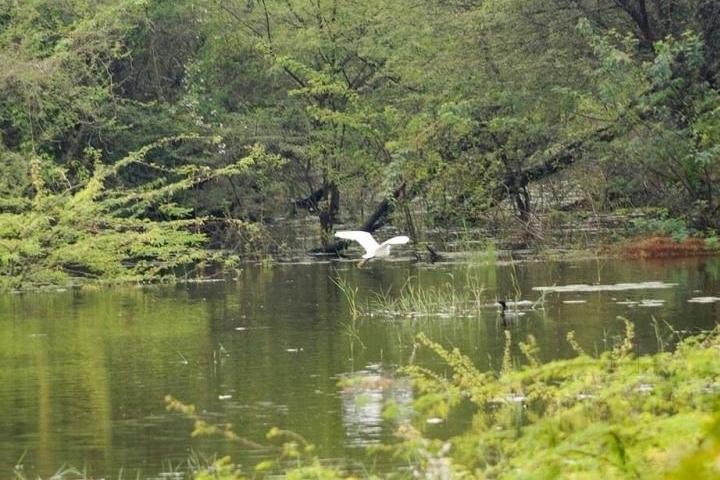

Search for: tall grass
xmin=369 ymin=270 xmax=486 ymax=318
xmin=332 ymin=275 xmax=366 ymax=355
xmin=465 ymin=239 xmax=497 ymax=267
xmin=332 ymin=275 xmax=360 ymax=320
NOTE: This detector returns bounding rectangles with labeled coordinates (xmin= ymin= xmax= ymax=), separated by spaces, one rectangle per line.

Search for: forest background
xmin=0 ymin=0 xmax=718 ymax=288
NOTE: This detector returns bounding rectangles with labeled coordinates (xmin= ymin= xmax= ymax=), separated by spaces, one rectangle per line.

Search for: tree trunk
xmin=614 ymin=0 xmax=656 ymax=45
xmin=319 ymin=182 xmax=340 ymax=247
xmin=290 ymin=187 xmax=325 ymax=213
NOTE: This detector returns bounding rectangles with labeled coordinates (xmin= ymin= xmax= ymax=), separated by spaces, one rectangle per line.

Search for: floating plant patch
xmin=638 ymin=299 xmax=665 ymax=307
xmin=687 ymin=297 xmax=720 ymax=303
xmin=533 ymin=281 xmax=677 ymax=293
xmin=505 ymin=300 xmax=534 ymax=307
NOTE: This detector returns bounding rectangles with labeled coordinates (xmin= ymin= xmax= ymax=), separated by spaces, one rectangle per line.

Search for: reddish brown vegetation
xmin=619 ymin=236 xmax=719 ymax=258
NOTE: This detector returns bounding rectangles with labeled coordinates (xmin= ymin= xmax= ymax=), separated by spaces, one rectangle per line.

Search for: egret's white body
xmin=335 ymin=231 xmax=410 ymax=262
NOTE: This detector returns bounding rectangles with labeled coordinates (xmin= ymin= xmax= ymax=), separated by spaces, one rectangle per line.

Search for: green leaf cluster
xmin=0 ymin=137 xmax=280 ymax=288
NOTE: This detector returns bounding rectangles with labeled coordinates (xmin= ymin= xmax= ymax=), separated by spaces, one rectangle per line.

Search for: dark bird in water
xmin=497 ymin=300 xmax=525 ymax=326
xmin=498 ymin=299 xmax=507 ymax=313
xmin=497 ymin=299 xmax=509 ymax=328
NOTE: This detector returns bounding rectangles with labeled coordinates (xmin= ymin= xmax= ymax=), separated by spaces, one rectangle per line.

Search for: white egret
xmin=334 ymin=231 xmax=410 ymax=266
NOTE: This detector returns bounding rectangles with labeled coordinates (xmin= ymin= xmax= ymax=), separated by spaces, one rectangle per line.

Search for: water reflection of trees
xmin=0 ymin=287 xmax=210 ymax=477
xmin=340 ymin=367 xmax=413 ymax=447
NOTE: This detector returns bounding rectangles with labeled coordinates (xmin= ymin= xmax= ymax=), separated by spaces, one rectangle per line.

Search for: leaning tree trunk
xmin=491 ymin=125 xmax=616 ymax=208
xmin=290 ymin=186 xmax=325 ymax=213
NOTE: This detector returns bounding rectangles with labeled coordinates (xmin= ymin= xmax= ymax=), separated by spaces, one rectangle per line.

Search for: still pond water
xmin=1 ymin=255 xmax=720 ymax=477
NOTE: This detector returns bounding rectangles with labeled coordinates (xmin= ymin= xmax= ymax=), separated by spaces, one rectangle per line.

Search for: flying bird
xmin=335 ymin=231 xmax=410 ymax=266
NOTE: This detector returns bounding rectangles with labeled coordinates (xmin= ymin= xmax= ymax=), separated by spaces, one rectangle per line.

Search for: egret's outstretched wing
xmin=380 ymin=235 xmax=410 ymax=246
xmin=335 ymin=231 xmax=380 ymax=255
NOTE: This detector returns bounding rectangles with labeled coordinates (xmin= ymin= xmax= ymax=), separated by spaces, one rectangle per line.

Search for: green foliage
xmin=0 ymin=138 xmax=281 ymax=288
xmin=580 ymin=22 xmax=720 ymax=229
xmin=704 ymin=235 xmax=720 ymax=250
xmin=1 ymin=0 xmax=720 ymax=289
xmin=631 ymin=209 xmax=693 ymax=241
xmin=399 ymin=325 xmax=720 ymax=479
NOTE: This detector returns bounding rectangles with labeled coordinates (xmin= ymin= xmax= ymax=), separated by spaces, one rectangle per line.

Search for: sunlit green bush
xmin=0 ymin=139 xmax=280 ymax=289
xmin=401 ymin=324 xmax=720 ymax=479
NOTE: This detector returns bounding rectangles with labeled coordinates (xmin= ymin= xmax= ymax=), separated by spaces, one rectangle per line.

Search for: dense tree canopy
xmin=0 ymin=0 xmax=718 ymax=285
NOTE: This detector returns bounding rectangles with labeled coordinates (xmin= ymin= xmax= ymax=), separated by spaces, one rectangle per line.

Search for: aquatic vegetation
xmin=620 ymin=236 xmax=720 ymax=258
xmin=364 ymin=241 xmax=497 ymax=319
xmin=368 ymin=271 xmax=487 ymax=318
xmin=401 ymin=325 xmax=720 ymax=479
xmin=533 ymin=281 xmax=677 ymax=293
xmin=333 ymin=275 xmax=366 ymax=355
xmin=332 ymin=275 xmax=361 ymax=320
xmin=13 ymin=466 xmax=89 ymax=480
xmin=453 ymin=234 xmax=497 ymax=267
